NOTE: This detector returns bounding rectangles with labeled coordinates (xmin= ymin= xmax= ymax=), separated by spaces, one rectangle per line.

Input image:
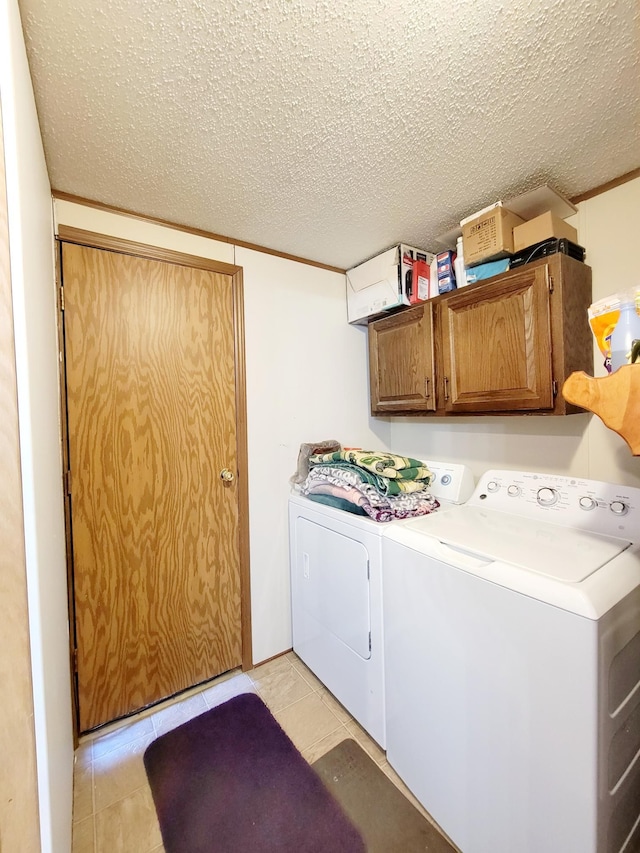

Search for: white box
xmin=346 ymin=244 xmax=435 ymax=325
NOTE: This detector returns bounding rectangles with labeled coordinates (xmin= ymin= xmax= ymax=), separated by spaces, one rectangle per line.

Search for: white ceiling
xmin=18 ymin=0 xmax=640 ymax=270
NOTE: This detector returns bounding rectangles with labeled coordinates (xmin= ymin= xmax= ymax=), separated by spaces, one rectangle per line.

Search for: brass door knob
xmin=220 ymin=468 xmax=235 ymax=482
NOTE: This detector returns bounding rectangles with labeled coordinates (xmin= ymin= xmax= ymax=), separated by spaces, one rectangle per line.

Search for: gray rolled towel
xmin=290 ymin=440 xmax=341 ymax=486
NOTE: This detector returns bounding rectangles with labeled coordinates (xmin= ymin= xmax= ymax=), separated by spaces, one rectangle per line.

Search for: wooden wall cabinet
xmin=368 ymin=254 xmax=593 ymax=417
xmin=369 ymin=301 xmax=437 ymax=413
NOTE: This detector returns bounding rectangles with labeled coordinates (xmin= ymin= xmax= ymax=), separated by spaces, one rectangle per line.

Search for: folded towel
xmin=309 ymin=450 xmax=433 ymax=483
xmin=305 ymin=493 xmax=368 ymax=516
xmin=303 ymin=481 xmax=369 ymax=508
xmin=290 ymin=440 xmax=341 ymax=486
xmin=305 ymin=466 xmax=435 ymax=508
xmin=303 ymin=478 xmax=440 ymax=522
xmin=307 ymin=461 xmax=428 ymax=496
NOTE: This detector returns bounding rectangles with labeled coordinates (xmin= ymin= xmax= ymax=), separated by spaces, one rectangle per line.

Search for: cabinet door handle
xmin=444 ymin=377 xmax=449 ymax=401
xmin=425 ymin=377 xmax=431 ymax=399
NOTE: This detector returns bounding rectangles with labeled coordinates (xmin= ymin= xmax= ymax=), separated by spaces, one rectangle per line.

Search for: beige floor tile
xmin=317 ymin=686 xmax=352 ymax=724
xmin=74 ymin=740 xmax=93 ymax=771
xmin=273 ymin=692 xmax=342 ymax=752
xmin=380 ymin=758 xmax=427 ymax=813
xmin=82 ymin=707 xmax=153 ymax=743
xmin=380 ymin=761 xmax=461 ymax=849
xmin=95 ymin=786 xmax=162 ymax=853
xmin=345 ymin=719 xmax=386 ymax=764
xmin=77 ymin=652 xmax=440 ymax=853
xmin=285 ymin=651 xmax=306 ymax=672
xmin=289 ymin=657 xmax=326 ymax=692
xmin=151 ymin=692 xmax=208 ymax=738
xmin=90 ymin=715 xmax=155 ymax=761
xmin=301 ymin=726 xmax=351 ymax=764
xmin=248 ymin=654 xmax=293 ymax=683
xmin=380 ymin=759 xmax=406 ymax=790
xmin=72 ymin=815 xmax=95 ymax=853
xmin=255 ymin=664 xmax=314 ymax=713
xmin=93 ymin=734 xmax=155 ymax=813
xmin=200 ymin=672 xmax=256 ymax=709
xmin=178 ymin=667 xmax=241 ymax=700
xmin=73 ymin=758 xmax=93 ymax=823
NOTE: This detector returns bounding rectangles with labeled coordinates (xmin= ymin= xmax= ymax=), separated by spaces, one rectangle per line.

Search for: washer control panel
xmin=470 ymin=469 xmax=640 ymax=542
xmin=423 ymin=460 xmax=475 ymax=505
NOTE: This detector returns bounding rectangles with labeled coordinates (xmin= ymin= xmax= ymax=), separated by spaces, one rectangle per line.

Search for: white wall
xmin=53 ymin=201 xmax=390 ymax=665
xmin=238 ymin=246 xmax=390 ymax=660
xmin=389 ymin=177 xmax=640 ymax=490
xmin=0 ymin=0 xmax=73 ymax=850
xmin=565 ymin=177 xmax=640 ymax=484
xmin=54 ymin=199 xmax=234 ymax=264
xmin=54 ymin=180 xmax=640 ymax=674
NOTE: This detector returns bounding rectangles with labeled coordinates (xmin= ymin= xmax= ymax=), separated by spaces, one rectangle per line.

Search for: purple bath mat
xmin=143 ymin=692 xmax=365 ymax=853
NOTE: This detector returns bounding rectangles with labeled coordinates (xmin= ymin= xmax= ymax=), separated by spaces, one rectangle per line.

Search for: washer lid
xmin=393 ymin=506 xmax=630 ymax=582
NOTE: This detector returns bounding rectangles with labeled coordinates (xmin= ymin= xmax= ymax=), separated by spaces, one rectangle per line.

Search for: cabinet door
xmin=441 ymin=264 xmax=553 ymax=412
xmin=369 ymin=303 xmax=436 ymax=413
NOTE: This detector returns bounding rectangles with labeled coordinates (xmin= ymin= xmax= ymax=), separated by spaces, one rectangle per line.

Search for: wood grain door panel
xmin=369 ymin=304 xmax=436 ymax=413
xmin=63 ymin=243 xmax=242 ymax=731
xmin=442 ymin=266 xmax=554 ymax=412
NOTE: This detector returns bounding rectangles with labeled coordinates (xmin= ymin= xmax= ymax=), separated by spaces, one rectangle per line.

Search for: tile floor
xmin=72 ymin=651 xmax=455 ymax=852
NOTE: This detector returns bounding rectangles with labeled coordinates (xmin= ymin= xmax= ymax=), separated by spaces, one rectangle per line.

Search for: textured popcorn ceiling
xmin=18 ymin=0 xmax=640 ymax=269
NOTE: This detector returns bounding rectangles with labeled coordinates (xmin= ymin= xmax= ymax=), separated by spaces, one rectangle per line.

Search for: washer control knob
xmin=487 ymin=481 xmax=499 ymax=492
xmin=440 ymin=474 xmax=451 ymax=485
xmin=610 ymin=500 xmax=628 ymax=516
xmin=579 ymin=496 xmax=597 ymax=511
xmin=537 ymin=487 xmax=558 ymax=506
xmin=507 ymin=485 xmax=521 ymax=497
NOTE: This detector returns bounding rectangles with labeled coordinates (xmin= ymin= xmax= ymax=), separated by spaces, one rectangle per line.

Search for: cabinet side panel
xmin=552 ymin=255 xmax=594 ymax=415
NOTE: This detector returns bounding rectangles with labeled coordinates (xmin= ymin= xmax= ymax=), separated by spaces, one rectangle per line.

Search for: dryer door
xmin=295 ymin=517 xmax=371 ymax=659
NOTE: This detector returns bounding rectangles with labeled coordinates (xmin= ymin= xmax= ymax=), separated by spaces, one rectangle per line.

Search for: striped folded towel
xmin=309 ymin=450 xmax=433 ymax=483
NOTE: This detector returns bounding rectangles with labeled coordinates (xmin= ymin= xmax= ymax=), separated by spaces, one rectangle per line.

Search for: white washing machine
xmin=289 ymin=460 xmax=474 ymax=748
xmin=383 ymin=469 xmax=640 ymax=853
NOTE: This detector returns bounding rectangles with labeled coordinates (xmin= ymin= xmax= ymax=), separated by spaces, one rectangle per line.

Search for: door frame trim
xmin=57 ymin=225 xmax=241 ymax=275
xmin=56 ymin=228 xmax=253 ymax=737
xmin=54 ymin=241 xmax=79 ymax=745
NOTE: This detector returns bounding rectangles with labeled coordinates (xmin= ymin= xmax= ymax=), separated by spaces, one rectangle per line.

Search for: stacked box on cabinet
xmin=461 ymin=204 xmax=525 ymax=267
xmin=347 ymin=244 xmax=435 ymax=324
xmin=512 ymin=212 xmax=578 ymax=252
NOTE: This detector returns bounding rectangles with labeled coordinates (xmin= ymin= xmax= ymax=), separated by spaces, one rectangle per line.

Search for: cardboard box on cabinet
xmin=512 ymin=211 xmax=578 ymax=252
xmin=462 ymin=207 xmax=525 ymax=267
xmin=346 ymin=244 xmax=435 ymax=324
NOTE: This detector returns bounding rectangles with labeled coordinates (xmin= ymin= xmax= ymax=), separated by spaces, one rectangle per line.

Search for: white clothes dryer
xmin=289 ymin=460 xmax=473 ymax=748
xmin=383 ymin=469 xmax=640 ymax=853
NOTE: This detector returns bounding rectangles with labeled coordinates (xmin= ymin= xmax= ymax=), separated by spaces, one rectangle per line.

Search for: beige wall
xmin=10 ymin=0 xmax=637 ymax=844
xmin=565 ymin=177 xmax=640 ymax=484
xmin=0 ymin=82 xmax=41 ymax=853
xmin=55 ymin=178 xmax=640 ymax=675
xmin=54 ymin=200 xmax=234 ymax=263
xmin=54 ymin=200 xmax=390 ymax=664
xmin=237 ymin=245 xmax=390 ymax=660
xmin=389 ymin=177 xmax=640 ymax=489
xmin=1 ymin=0 xmax=74 ymax=850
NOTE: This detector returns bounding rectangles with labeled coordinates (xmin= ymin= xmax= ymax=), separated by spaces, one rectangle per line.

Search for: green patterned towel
xmin=309 ymin=450 xmax=433 ymax=484
xmin=306 ymin=462 xmax=429 ymax=496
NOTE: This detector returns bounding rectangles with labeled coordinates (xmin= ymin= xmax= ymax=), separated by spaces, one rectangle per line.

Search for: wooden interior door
xmin=62 ymin=241 xmax=245 ymax=732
